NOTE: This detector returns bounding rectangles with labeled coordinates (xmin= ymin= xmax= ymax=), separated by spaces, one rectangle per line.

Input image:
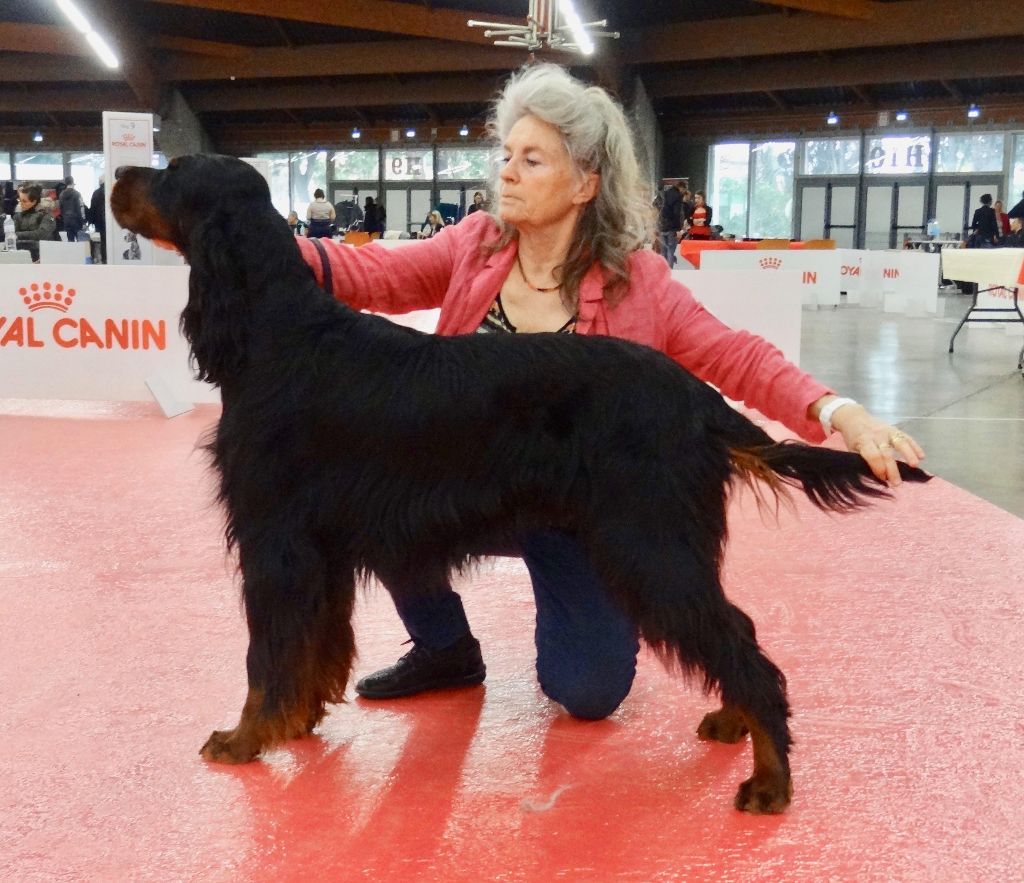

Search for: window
xmin=290 ymin=151 xmax=328 ymax=214
xmin=749 ymin=141 xmax=795 ymax=239
xmin=0 ymin=151 xmax=10 ymax=180
xmin=331 ymin=149 xmax=379 ymax=181
xmin=15 ymin=151 xmax=64 ymax=182
xmin=68 ymin=153 xmax=105 ymax=198
xmin=384 ymin=148 xmax=434 ymax=181
xmin=1011 ymin=135 xmax=1024 ymax=210
xmin=801 ymin=138 xmax=860 ymax=176
xmin=935 ymin=133 xmax=1005 ymax=173
xmin=864 ymin=136 xmax=930 ymax=175
xmin=436 ymin=148 xmax=493 ymax=180
xmin=255 ymin=152 xmax=290 ymax=217
xmin=709 ymin=143 xmax=750 ymax=238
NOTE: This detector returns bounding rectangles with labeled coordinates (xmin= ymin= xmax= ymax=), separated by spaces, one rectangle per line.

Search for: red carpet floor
xmin=1 ymin=399 xmax=1022 ymax=882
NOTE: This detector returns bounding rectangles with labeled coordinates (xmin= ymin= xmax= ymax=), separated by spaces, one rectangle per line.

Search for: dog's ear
xmin=180 ymin=211 xmax=248 ymax=385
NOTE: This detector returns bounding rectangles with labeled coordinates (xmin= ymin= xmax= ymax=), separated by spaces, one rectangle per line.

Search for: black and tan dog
xmin=111 ymin=154 xmax=928 ymax=813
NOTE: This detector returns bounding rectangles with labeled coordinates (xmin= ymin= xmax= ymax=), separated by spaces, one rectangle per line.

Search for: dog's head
xmin=111 ymin=154 xmax=271 ymax=258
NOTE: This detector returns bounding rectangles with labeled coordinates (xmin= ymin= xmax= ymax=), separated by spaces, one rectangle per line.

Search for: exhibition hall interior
xmin=1 ymin=2 xmax=1022 ymax=880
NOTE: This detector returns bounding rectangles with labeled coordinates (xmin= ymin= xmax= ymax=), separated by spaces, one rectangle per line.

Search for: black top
xmin=970 ymin=205 xmax=999 ymax=242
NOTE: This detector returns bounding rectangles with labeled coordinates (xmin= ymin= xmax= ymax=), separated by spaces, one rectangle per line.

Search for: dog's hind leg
xmin=200 ymin=549 xmax=357 ymax=764
xmin=586 ymin=527 xmax=792 ymax=813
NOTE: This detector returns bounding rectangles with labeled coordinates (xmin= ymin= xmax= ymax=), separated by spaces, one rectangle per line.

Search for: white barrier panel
xmin=861 ymin=250 xmax=940 ymax=315
xmin=0 ymin=265 xmax=216 ymax=404
xmin=102 ymin=111 xmax=155 ymax=267
xmin=836 ymin=249 xmax=864 ymax=301
xmin=673 ymin=268 xmax=803 ymax=365
xmin=39 ymin=240 xmax=91 ymax=265
xmin=699 ymin=249 xmax=840 ymax=307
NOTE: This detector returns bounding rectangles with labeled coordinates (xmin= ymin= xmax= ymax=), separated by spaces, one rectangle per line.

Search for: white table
xmin=941 ymin=248 xmax=1024 ymax=368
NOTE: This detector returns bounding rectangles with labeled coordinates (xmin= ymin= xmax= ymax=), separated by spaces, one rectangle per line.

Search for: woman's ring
xmin=889 ymin=431 xmax=907 ymax=445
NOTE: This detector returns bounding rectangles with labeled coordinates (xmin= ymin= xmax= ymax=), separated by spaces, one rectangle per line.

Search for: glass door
xmin=862 ymin=180 xmax=926 ymax=249
xmin=932 ymin=176 xmax=1002 ymax=240
xmin=385 ymin=185 xmax=433 ymax=236
xmin=796 ymin=179 xmax=858 ymax=246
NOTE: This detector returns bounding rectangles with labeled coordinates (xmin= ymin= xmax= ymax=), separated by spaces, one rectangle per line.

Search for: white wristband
xmin=817 ymin=397 xmax=858 ymax=435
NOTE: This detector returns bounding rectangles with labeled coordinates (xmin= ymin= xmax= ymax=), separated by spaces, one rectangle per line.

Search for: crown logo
xmin=759 ymin=257 xmax=782 ymax=270
xmin=20 ymin=281 xmax=77 ymax=313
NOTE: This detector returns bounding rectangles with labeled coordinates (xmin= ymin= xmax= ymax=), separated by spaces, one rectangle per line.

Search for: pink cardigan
xmin=297 ymin=212 xmax=832 ymax=441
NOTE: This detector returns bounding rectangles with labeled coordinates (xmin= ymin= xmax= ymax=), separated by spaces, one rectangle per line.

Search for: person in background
xmin=994 ymin=200 xmax=1010 ymax=238
xmin=305 ymin=188 xmax=335 ymax=239
xmin=88 ymin=177 xmax=106 ymax=263
xmin=58 ymin=176 xmax=87 ymax=243
xmin=14 ymin=183 xmax=59 ymax=262
xmin=286 ymin=210 xmax=305 ymax=236
xmin=656 ymin=179 xmax=685 ymax=267
xmin=1002 ymin=216 xmax=1024 ymax=248
xmin=687 ymin=190 xmax=712 ymax=239
xmin=291 ymin=63 xmax=924 ymax=717
xmin=968 ymin=193 xmax=999 ymax=247
xmin=419 ymin=209 xmax=445 ymax=238
xmin=363 ymin=196 xmax=384 ymax=236
xmin=467 ymin=191 xmax=486 ymax=215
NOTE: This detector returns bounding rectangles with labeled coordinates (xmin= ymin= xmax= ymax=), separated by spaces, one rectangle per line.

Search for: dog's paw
xmin=733 ymin=772 xmax=792 ymax=814
xmin=697 ymin=708 xmax=749 ymax=743
xmin=199 ymin=729 xmax=260 ymax=764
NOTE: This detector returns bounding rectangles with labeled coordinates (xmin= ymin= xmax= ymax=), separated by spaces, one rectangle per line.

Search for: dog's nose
xmin=114 ymin=165 xmax=132 ymax=180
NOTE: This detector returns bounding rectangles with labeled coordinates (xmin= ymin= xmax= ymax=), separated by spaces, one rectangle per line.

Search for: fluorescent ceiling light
xmin=826 ymin=111 xmax=839 ymax=125
xmin=351 ymin=128 xmax=361 ymax=139
xmin=85 ymin=30 xmax=120 ymax=69
xmin=459 ymin=125 xmax=469 ymax=137
xmin=895 ymin=110 xmax=908 ymax=122
xmin=55 ymin=0 xmax=91 ymax=35
xmin=967 ymin=104 xmax=981 ymax=119
xmin=558 ymin=0 xmax=594 ymax=55
xmin=55 ymin=1 xmax=120 ymax=69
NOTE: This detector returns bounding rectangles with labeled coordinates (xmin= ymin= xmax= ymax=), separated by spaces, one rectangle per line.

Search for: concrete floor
xmin=801 ymin=290 xmax=1024 ymax=518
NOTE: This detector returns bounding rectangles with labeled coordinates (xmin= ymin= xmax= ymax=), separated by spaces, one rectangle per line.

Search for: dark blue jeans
xmin=390 ymin=530 xmax=640 ymax=720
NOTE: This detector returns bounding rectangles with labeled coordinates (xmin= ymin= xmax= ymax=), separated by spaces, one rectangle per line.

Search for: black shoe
xmin=354 ymin=633 xmax=486 ymax=699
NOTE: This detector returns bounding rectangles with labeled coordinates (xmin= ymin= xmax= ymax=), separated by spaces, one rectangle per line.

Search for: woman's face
xmin=498 ymin=114 xmax=598 ymax=231
xmin=17 ymin=191 xmax=37 ymax=211
xmin=473 ymin=192 xmax=483 ymax=205
xmin=995 ymin=201 xmax=1003 ymax=212
xmin=694 ymin=194 xmax=705 ymax=207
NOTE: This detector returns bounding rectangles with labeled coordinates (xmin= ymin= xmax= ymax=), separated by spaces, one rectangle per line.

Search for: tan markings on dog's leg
xmin=200 ymin=687 xmax=271 ymax=764
xmin=733 ymin=712 xmax=792 ymax=814
xmin=697 ymin=703 xmax=750 ymax=744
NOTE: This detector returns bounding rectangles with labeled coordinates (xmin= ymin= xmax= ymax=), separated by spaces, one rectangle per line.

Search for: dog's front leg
xmin=200 ymin=551 xmax=357 ymax=764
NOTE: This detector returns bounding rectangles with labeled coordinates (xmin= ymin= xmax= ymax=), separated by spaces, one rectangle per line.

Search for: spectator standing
xmin=994 ymin=200 xmax=1010 ymax=238
xmin=968 ymin=193 xmax=999 ymax=247
xmin=58 ymin=176 xmax=87 ymax=242
xmin=88 ymin=177 xmax=107 ymax=263
xmin=656 ymin=180 xmax=685 ymax=267
xmin=363 ymin=196 xmax=384 ymax=236
xmin=305 ymin=188 xmax=335 ymax=239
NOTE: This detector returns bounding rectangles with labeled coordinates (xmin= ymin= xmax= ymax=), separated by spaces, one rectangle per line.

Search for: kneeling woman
xmin=295 ymin=63 xmax=924 ymax=718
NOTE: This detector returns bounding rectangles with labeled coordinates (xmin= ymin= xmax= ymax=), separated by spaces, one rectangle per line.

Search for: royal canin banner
xmin=0 ymin=265 xmax=217 ymax=404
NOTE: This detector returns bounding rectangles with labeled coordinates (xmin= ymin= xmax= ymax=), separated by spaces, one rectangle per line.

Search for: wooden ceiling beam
xmin=0 ymin=23 xmax=92 ymax=56
xmin=644 ymin=39 xmax=1024 ymax=97
xmin=141 ymin=0 xmax=520 ymax=46
xmin=633 ymin=0 xmax=1024 ymax=63
xmin=186 ymin=77 xmax=499 ymax=112
xmin=754 ymin=0 xmax=880 ymax=19
xmin=159 ymin=39 xmax=528 ymax=81
xmin=0 ymin=86 xmax=141 ymax=113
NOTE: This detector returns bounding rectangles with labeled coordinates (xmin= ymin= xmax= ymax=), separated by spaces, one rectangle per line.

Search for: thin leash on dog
xmin=111 ymin=154 xmax=930 ymax=814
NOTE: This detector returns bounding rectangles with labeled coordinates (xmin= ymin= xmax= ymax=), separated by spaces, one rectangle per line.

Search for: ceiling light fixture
xmin=895 ymin=110 xmax=909 ymax=122
xmin=405 ymin=128 xmax=416 ymax=139
xmin=33 ymin=131 xmax=44 ymax=143
xmin=967 ymin=103 xmax=981 ymax=119
xmin=351 ymin=127 xmax=361 ymax=139
xmin=826 ymin=111 xmax=839 ymax=126
xmin=55 ymin=0 xmax=120 ymax=69
xmin=459 ymin=125 xmax=469 ymax=137
xmin=468 ymin=0 xmax=617 ymax=55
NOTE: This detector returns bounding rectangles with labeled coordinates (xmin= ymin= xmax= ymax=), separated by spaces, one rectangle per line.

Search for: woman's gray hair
xmin=484 ymin=63 xmax=654 ymax=308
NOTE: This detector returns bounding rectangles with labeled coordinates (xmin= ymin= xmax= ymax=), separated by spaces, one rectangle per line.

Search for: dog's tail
xmin=716 ymin=407 xmax=931 ymax=514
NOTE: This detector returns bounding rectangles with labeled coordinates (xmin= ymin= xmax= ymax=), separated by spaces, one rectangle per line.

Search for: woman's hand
xmin=829 ymin=402 xmax=926 ymax=486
